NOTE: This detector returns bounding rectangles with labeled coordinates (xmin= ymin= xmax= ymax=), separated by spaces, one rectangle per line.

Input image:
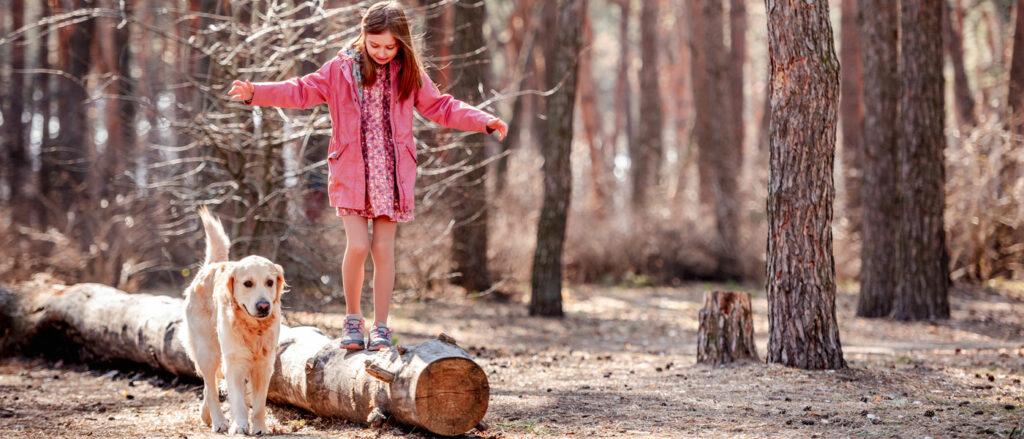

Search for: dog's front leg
xmin=249 ymin=359 xmax=275 ymax=435
xmin=224 ymin=363 xmax=250 ymax=435
xmin=203 ymin=374 xmax=229 ymax=432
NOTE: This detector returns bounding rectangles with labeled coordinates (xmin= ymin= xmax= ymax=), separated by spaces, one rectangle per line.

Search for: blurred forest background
xmin=0 ymin=0 xmax=1021 ymax=309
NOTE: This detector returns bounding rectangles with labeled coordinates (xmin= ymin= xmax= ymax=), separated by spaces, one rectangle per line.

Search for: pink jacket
xmin=248 ymin=50 xmax=494 ymax=212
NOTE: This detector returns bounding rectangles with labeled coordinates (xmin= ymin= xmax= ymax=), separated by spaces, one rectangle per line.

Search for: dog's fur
xmin=180 ymin=207 xmax=286 ymax=435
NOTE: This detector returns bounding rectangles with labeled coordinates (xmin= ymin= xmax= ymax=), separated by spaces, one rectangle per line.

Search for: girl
xmin=227 ymin=1 xmax=508 ymax=351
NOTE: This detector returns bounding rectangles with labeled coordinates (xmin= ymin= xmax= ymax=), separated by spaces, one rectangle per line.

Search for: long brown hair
xmin=352 ymin=1 xmax=424 ymax=101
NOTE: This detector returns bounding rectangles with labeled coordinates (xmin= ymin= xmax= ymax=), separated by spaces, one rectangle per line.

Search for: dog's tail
xmin=198 ymin=206 xmax=230 ymax=265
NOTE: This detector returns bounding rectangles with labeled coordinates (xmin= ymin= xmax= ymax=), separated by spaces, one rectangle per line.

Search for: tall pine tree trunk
xmin=765 ymin=0 xmax=846 ymax=370
xmin=577 ymin=14 xmax=609 ymax=214
xmin=631 ymin=0 xmax=663 ymax=210
xmin=529 ymin=0 xmax=585 ymax=318
xmin=840 ymin=0 xmax=864 ymax=235
xmin=728 ymin=0 xmax=746 ymax=164
xmin=670 ymin=0 xmax=693 ymax=208
xmin=5 ymin=0 xmax=29 ymax=224
xmin=1 ymin=0 xmax=8 ymax=208
xmin=421 ymin=0 xmax=450 ymax=191
xmin=52 ymin=0 xmax=96 ymax=221
xmin=857 ymin=0 xmax=900 ymax=318
xmin=493 ymin=0 xmax=536 ymax=195
xmin=33 ymin=0 xmax=53 ymax=228
xmin=689 ymin=0 xmax=741 ymax=280
xmin=612 ymin=0 xmax=633 ymax=182
xmin=944 ymin=0 xmax=977 ymax=128
xmin=1001 ymin=0 xmax=1023 ymax=231
xmin=423 ymin=0 xmax=451 ymax=87
xmin=893 ymin=0 xmax=951 ymax=321
xmin=1009 ymin=0 xmax=1024 ymax=130
xmin=449 ymin=0 xmax=492 ymax=294
xmin=101 ymin=0 xmax=135 ymax=199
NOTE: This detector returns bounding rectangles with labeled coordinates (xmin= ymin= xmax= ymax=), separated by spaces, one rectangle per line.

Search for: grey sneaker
xmin=339 ymin=315 xmax=366 ymax=350
xmin=367 ymin=324 xmax=393 ymax=351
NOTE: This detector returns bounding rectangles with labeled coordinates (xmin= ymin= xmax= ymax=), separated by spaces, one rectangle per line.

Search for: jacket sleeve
xmin=249 ymin=57 xmax=338 ymax=109
xmin=414 ymin=71 xmax=493 ymax=133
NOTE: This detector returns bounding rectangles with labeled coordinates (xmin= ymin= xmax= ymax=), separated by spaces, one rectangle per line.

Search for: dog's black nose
xmin=255 ymin=300 xmax=271 ymax=316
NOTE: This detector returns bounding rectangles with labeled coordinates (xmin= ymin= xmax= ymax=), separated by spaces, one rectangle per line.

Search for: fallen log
xmin=696 ymin=291 xmax=759 ymax=365
xmin=1 ymin=281 xmax=489 ymax=436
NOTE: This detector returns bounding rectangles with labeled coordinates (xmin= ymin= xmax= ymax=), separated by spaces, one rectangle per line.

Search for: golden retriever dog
xmin=180 ymin=207 xmax=286 ymax=435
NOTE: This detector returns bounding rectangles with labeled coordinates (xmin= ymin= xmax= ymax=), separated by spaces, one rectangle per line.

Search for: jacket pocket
xmin=326 ymin=141 xmax=357 ymax=198
xmin=327 ymin=140 xmax=353 ymax=161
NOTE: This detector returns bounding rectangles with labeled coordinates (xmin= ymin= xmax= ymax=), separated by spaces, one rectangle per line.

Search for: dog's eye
xmin=243 ymin=280 xmax=253 ymax=288
xmin=266 ymin=279 xmax=274 ymax=288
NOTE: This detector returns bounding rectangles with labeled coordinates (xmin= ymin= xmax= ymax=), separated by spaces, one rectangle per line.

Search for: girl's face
xmin=365 ymin=31 xmax=399 ymax=65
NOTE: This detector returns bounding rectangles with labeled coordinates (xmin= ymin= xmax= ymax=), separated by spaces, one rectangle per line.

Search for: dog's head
xmin=223 ymin=256 xmax=286 ymax=320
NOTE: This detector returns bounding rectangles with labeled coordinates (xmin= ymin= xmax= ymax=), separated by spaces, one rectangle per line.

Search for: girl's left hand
xmin=487 ymin=117 xmax=509 ymax=141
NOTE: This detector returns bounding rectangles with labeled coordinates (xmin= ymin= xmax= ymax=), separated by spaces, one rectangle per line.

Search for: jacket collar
xmin=339 ymin=48 xmax=401 ymax=101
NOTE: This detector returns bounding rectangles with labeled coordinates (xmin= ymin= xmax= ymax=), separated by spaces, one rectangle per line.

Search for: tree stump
xmin=1 ymin=282 xmax=489 ymax=436
xmin=696 ymin=291 xmax=758 ymax=365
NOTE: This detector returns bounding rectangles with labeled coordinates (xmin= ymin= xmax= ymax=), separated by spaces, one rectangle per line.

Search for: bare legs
xmin=340 ymin=215 xmax=397 ymax=326
xmin=341 ymin=215 xmax=370 ymax=316
xmin=369 ymin=219 xmax=396 ymax=326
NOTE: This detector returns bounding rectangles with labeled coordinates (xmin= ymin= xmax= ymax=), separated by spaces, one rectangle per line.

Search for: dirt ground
xmin=2 ymin=281 xmax=1024 ymax=438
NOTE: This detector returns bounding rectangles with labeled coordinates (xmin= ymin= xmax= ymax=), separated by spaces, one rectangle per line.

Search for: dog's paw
xmin=250 ymin=420 xmax=269 ymax=436
xmin=228 ymin=420 xmax=249 ymax=435
xmin=211 ymin=417 xmax=229 ymax=433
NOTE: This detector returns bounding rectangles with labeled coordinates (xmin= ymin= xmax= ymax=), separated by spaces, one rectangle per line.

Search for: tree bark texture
xmin=857 ymin=0 xmax=900 ymax=318
xmin=894 ymin=0 xmax=951 ymax=321
xmin=696 ymin=291 xmax=758 ymax=365
xmin=764 ymin=0 xmax=846 ymax=370
xmin=529 ymin=0 xmax=585 ymax=318
xmin=2 ymin=283 xmax=489 ymax=436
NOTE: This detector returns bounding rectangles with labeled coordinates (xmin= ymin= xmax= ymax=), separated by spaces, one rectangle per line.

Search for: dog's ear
xmin=218 ymin=263 xmax=238 ymax=304
xmin=275 ymin=264 xmax=287 ymax=299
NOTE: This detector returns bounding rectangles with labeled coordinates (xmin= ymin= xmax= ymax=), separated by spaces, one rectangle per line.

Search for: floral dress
xmin=336 ymin=63 xmax=414 ymax=222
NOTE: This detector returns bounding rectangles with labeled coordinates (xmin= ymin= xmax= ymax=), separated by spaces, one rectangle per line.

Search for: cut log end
xmin=415 ymin=357 xmax=489 ymax=436
xmin=696 ymin=291 xmax=759 ymax=365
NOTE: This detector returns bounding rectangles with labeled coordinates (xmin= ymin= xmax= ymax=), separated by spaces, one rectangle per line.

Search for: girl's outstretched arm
xmin=229 ymin=57 xmax=340 ymax=109
xmin=414 ymin=72 xmax=502 ymax=135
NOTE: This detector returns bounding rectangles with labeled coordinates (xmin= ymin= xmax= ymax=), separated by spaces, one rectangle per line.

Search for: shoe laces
xmin=372 ymin=325 xmax=391 ymax=339
xmin=344 ymin=316 xmax=364 ymax=334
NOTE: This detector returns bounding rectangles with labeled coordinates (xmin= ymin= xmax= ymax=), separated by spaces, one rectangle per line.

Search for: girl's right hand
xmin=228 ymin=80 xmax=255 ymax=102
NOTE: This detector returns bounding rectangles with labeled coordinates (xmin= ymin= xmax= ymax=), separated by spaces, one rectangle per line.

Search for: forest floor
xmin=2 ymin=281 xmax=1024 ymax=438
